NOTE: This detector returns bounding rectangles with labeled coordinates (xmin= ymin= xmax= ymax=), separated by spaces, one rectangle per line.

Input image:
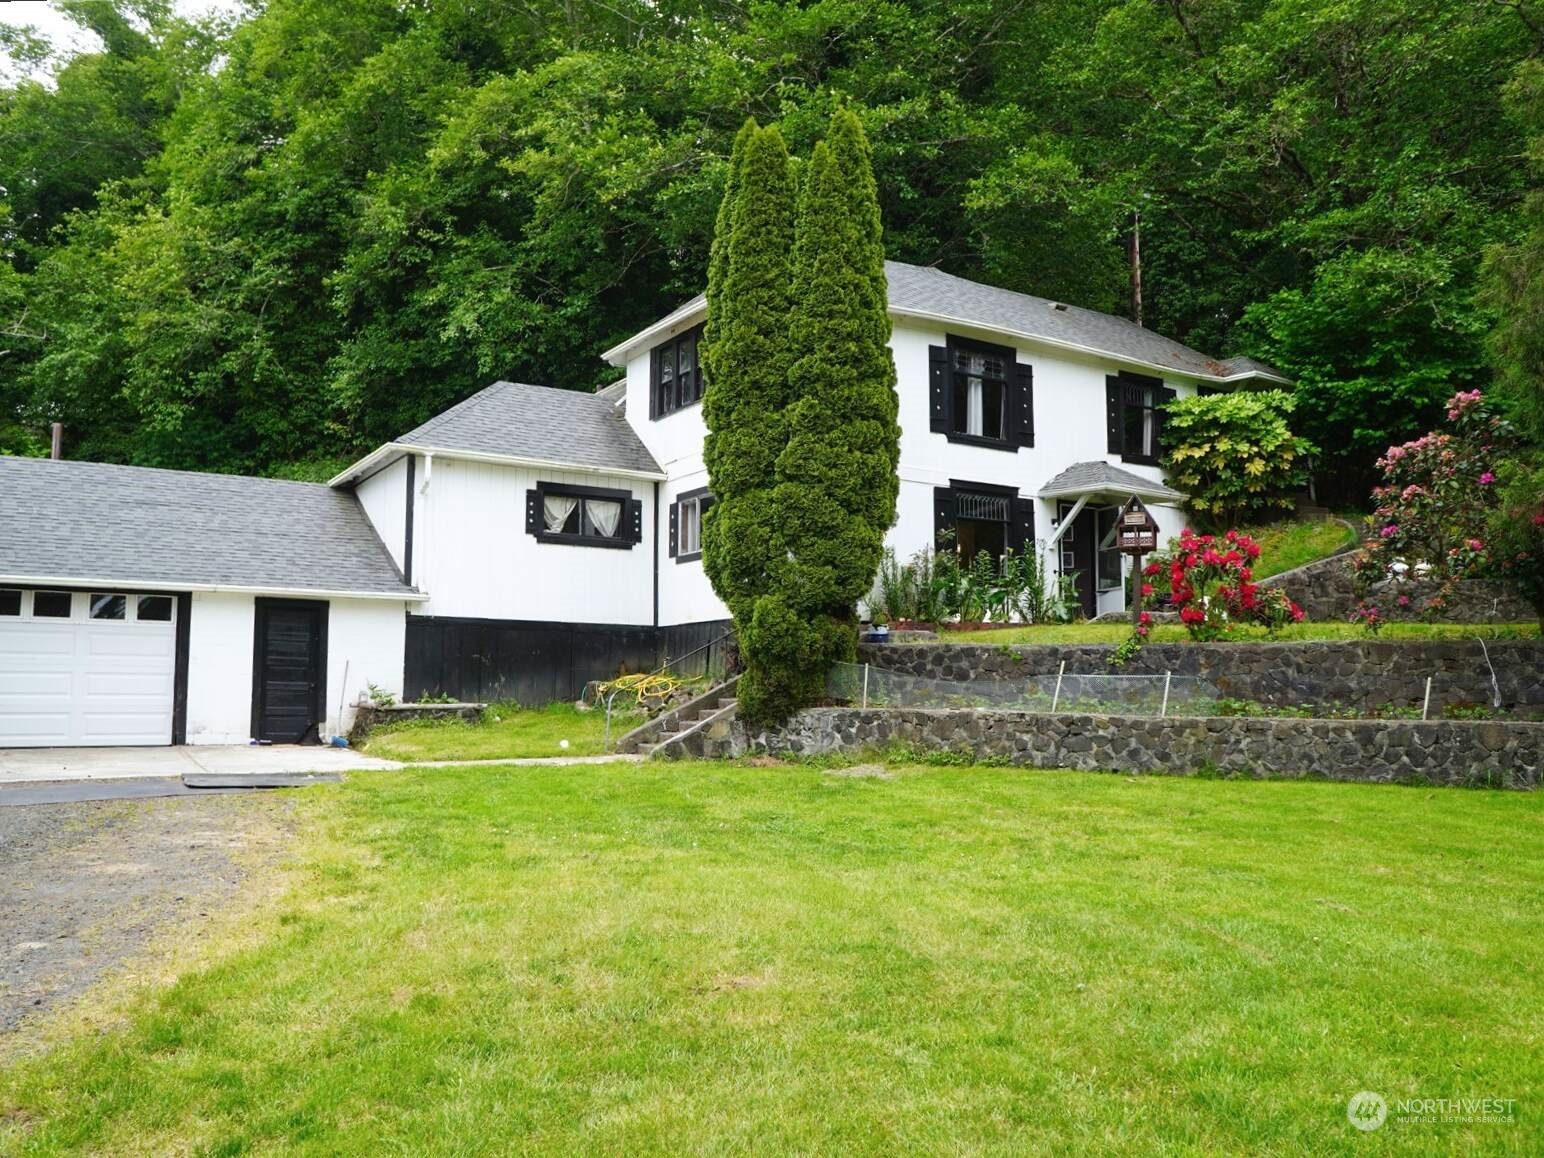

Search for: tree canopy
xmin=1 ymin=0 xmax=1542 ymax=495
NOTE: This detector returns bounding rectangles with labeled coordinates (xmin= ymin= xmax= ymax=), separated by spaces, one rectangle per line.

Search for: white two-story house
xmin=0 ymin=261 xmax=1285 ymax=746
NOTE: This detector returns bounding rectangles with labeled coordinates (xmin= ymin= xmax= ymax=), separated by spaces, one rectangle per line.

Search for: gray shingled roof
xmin=884 ymin=262 xmax=1286 ymax=382
xmin=1038 ymin=461 xmax=1185 ymax=502
xmin=397 ymin=380 xmax=660 ymax=475
xmin=0 ymin=456 xmax=416 ymax=596
xmin=604 ymin=262 xmax=1287 ymax=383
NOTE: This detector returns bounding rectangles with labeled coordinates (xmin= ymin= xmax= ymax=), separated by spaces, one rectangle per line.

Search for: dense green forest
xmin=2 ymin=0 xmax=1541 ymax=500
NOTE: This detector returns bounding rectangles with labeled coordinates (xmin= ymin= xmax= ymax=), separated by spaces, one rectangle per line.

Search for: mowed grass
xmin=362 ymin=701 xmax=644 ymax=762
xmin=1243 ymin=517 xmax=1359 ymax=579
xmin=944 ymin=621 xmax=1540 ymax=646
xmin=2 ymin=764 xmax=1540 ymax=1154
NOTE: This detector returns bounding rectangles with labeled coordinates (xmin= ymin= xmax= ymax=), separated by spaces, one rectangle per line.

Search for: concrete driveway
xmin=0 ymin=745 xmax=400 ymax=785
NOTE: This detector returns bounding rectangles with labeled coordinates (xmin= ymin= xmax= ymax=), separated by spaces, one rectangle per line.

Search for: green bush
xmin=1161 ymin=390 xmax=1315 ymax=528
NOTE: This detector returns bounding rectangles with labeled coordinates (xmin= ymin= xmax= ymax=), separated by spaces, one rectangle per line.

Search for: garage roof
xmin=0 ymin=455 xmax=419 ymax=599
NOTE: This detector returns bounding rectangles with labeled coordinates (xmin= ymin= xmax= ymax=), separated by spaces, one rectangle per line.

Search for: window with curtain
xmin=527 ymin=484 xmax=639 ymax=548
xmin=949 ymin=343 xmax=1007 ymax=442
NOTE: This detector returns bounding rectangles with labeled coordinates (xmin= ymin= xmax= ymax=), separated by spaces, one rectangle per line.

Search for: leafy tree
xmin=699 ymin=122 xmax=797 ymax=721
xmin=1161 ymin=390 xmax=1315 ymax=528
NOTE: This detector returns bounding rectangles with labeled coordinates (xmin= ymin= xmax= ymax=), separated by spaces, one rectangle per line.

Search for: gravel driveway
xmin=0 ymin=793 xmax=297 ymax=1037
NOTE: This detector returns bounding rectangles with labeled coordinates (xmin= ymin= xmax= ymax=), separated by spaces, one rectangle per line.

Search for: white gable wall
xmin=354 ymin=455 xmax=409 ymax=573
xmin=411 ymin=455 xmax=655 ymax=625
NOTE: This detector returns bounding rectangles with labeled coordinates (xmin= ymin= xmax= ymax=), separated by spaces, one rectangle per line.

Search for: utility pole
xmin=1129 ymin=207 xmax=1144 ymax=328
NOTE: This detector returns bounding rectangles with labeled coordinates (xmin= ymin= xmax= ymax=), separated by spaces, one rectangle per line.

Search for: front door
xmin=252 ymin=599 xmax=327 ymax=743
xmin=1057 ymin=502 xmax=1098 ymax=620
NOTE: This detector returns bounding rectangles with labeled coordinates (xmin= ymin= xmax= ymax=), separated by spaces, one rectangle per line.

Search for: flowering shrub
xmin=1349 ymin=601 xmax=1384 ymax=635
xmin=1164 ymin=528 xmax=1304 ymax=641
xmin=1110 ymin=529 xmax=1304 ymax=665
xmin=1352 ymin=390 xmax=1543 ymax=625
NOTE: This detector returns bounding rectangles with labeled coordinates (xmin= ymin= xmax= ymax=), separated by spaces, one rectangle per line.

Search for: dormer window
xmin=650 ymin=325 xmax=705 ymax=419
xmin=928 ymin=337 xmax=1034 ymax=450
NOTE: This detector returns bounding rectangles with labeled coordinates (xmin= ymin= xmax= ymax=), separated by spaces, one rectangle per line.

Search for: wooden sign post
xmin=1116 ymin=495 xmax=1161 ymax=627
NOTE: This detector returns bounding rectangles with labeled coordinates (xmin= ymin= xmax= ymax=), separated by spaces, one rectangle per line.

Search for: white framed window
xmin=672 ymin=487 xmax=714 ymax=563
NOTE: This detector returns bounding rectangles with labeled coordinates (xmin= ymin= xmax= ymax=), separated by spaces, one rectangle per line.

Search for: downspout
xmin=417 ymin=453 xmax=433 ymax=606
xmin=652 ymin=480 xmax=660 ymax=629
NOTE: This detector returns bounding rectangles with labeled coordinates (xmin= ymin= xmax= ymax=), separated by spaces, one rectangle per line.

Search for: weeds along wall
xmin=856 ymin=640 xmax=1544 ymax=718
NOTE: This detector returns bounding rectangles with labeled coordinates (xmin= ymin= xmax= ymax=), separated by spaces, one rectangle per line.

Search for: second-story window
xmin=928 ymin=337 xmax=1034 ymax=450
xmin=669 ymin=487 xmax=714 ymax=563
xmin=651 ymin=325 xmax=705 ymax=419
xmin=1105 ymin=373 xmax=1176 ymax=464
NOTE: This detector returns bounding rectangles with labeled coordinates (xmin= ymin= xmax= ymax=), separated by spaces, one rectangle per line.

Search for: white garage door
xmin=0 ymin=589 xmax=178 ymax=747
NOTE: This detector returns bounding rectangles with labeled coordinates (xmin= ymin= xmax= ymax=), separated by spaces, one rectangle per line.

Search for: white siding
xmin=184 ymin=591 xmax=408 ymax=744
xmin=631 ymin=317 xmax=1197 ymax=624
xmin=413 ymin=456 xmax=655 ymax=625
xmin=354 ymin=455 xmax=410 ymax=573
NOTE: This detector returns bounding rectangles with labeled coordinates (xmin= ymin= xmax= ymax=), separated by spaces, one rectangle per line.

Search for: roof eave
xmin=889 ymin=305 xmax=1291 ymax=385
xmin=339 ymin=441 xmax=665 ymax=484
xmin=0 ymin=572 xmax=426 ymax=602
xmin=601 ymin=298 xmax=708 ymax=366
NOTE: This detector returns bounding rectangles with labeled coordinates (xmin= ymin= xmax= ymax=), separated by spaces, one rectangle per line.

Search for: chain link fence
xmin=827 ymin=661 xmax=1220 ymax=717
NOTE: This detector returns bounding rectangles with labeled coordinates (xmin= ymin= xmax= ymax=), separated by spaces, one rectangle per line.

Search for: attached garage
xmin=0 ymin=456 xmax=421 ymax=748
xmin=0 ymin=588 xmax=185 ymax=747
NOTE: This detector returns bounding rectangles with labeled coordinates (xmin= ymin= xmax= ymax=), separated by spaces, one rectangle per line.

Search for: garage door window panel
xmin=33 ymin=592 xmax=73 ymax=618
xmin=0 ymin=590 xmax=18 ymax=616
xmin=136 ymin=595 xmax=173 ymax=622
xmin=90 ymin=593 xmax=127 ymax=620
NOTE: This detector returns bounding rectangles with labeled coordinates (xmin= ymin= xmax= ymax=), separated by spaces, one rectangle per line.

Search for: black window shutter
xmin=1106 ymin=377 xmax=1123 ymax=455
xmin=525 ymin=488 xmax=541 ymax=536
xmin=929 ymin=346 xmax=949 ymax=433
xmin=1013 ymin=363 xmax=1034 ymax=447
xmin=1153 ymin=385 xmax=1177 ymax=458
xmin=1010 ymin=497 xmax=1035 ymax=555
xmin=628 ymin=499 xmax=644 ymax=543
xmin=668 ymin=500 xmax=678 ymax=556
xmin=933 ymin=486 xmax=956 ymax=549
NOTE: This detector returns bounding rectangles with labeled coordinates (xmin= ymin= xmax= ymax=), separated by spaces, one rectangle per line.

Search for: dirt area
xmin=0 ymin=793 xmax=297 ymax=1040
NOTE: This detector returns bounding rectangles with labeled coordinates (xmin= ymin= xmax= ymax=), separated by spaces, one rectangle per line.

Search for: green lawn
xmin=943 ymin=621 xmax=1540 ymax=646
xmin=1242 ymin=517 xmax=1359 ymax=580
xmin=3 ymin=764 xmax=1539 ymax=1154
xmin=362 ymin=701 xmax=644 ymax=762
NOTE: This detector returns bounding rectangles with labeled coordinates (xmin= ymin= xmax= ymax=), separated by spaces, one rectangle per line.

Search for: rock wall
xmin=1258 ymin=553 xmax=1534 ymax=624
xmin=715 ymin=708 xmax=1540 ymax=789
xmin=857 ymin=640 xmax=1544 ymax=717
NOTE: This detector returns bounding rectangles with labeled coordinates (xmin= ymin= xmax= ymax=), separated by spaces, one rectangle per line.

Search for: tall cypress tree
xmin=752 ymin=115 xmax=898 ymax=721
xmin=699 ymin=123 xmax=798 ymax=719
xmin=700 ymin=117 xmax=757 ymax=389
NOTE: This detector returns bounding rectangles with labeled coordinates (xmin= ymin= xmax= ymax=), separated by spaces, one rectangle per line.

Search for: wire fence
xmin=827 ymin=661 xmax=1220 ymax=718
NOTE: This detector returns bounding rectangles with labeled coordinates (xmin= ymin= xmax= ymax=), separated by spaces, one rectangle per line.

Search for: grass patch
xmin=361 ymin=701 xmax=644 ymax=762
xmin=1 ymin=764 xmax=1540 ymax=1153
xmin=942 ymin=621 xmax=1540 ymax=646
xmin=1239 ymin=517 xmax=1358 ymax=580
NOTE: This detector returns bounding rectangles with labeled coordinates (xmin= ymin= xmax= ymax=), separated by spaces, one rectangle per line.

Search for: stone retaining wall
xmin=1258 ymin=552 xmax=1534 ymax=624
xmin=349 ymin=702 xmax=484 ymax=742
xmin=717 ymin=709 xmax=1540 ymax=789
xmin=858 ymin=640 xmax=1544 ymax=717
